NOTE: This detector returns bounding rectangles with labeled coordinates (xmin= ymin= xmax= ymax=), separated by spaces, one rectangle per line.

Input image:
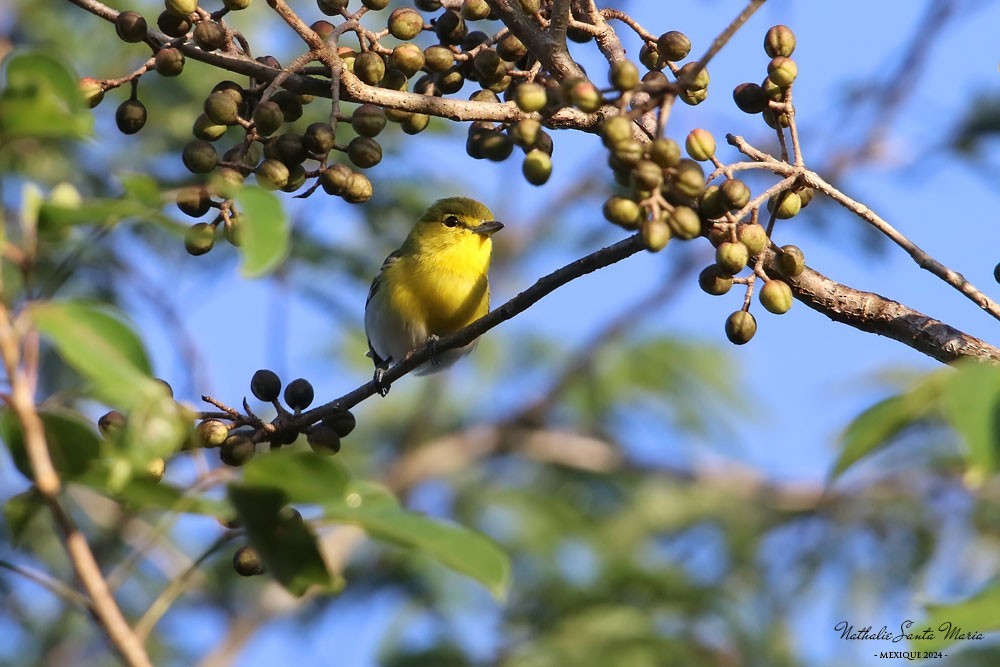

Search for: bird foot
xmin=373 ymin=366 xmax=390 ymax=397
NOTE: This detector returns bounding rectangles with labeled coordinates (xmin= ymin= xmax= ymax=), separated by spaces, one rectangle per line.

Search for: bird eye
xmin=443 ymin=215 xmax=460 ymax=228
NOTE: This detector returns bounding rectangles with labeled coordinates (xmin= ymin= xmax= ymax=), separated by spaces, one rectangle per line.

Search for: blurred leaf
xmin=241 ymin=449 xmax=351 ymax=503
xmin=832 ymin=373 xmax=946 ymax=478
xmin=0 ymin=408 xmax=101 ymax=483
xmin=0 ymin=51 xmax=91 ymax=140
xmin=29 ymin=300 xmax=160 ymax=410
xmin=229 ymin=484 xmax=341 ymax=597
xmin=917 ymin=580 xmax=1000 ymax=651
xmin=941 ymin=362 xmax=1000 ymax=475
xmin=120 ymin=173 xmax=164 ymax=209
xmin=38 ymin=198 xmax=176 ymax=234
xmin=953 ymin=95 xmax=1000 ymax=154
xmin=234 ymin=187 xmax=289 ymax=278
xmin=240 ymin=450 xmax=509 ymax=597
xmin=322 ymin=480 xmax=511 ymax=600
xmin=77 ymin=462 xmax=229 ymax=516
xmin=3 ymin=488 xmax=45 ymax=545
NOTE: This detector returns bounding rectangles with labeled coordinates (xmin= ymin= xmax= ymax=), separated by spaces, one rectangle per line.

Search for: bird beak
xmin=470 ymin=220 xmax=503 ymax=236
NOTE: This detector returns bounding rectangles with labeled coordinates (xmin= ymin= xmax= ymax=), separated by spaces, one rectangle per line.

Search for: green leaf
xmin=941 ymin=361 xmax=1000 ymax=476
xmin=3 ymin=488 xmax=45 ymax=544
xmin=322 ymin=481 xmax=511 ymax=599
xmin=831 ymin=373 xmax=946 ymax=478
xmin=916 ymin=580 xmax=1000 ymax=651
xmin=0 ymin=51 xmax=91 ymax=140
xmin=4 ymin=52 xmax=80 ymax=110
xmin=234 ymin=187 xmax=289 ymax=278
xmin=0 ymin=408 xmax=101 ymax=483
xmin=228 ymin=485 xmax=340 ymax=597
xmin=241 ymin=450 xmax=351 ymax=503
xmin=239 ymin=451 xmax=511 ymax=597
xmin=29 ymin=300 xmax=158 ymax=410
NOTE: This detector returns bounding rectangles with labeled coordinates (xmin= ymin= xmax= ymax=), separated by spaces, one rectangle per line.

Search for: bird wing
xmin=366 ymin=249 xmax=404 ymax=307
xmin=365 ymin=249 xmax=405 ymax=367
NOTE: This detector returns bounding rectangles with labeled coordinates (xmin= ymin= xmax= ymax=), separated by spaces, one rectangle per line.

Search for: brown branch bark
xmin=767 ymin=256 xmax=1000 ymax=364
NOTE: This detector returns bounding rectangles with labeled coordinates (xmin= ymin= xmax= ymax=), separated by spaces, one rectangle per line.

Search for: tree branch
xmin=209 ymin=233 xmax=647 ymax=433
xmin=765 ymin=255 xmax=1000 ymax=364
xmin=0 ymin=306 xmax=153 ymax=667
xmin=728 ymin=134 xmax=1000 ymax=325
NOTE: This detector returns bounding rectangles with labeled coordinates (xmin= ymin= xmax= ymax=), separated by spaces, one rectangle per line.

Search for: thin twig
xmin=134 ymin=532 xmax=239 ymax=641
xmin=0 ymin=559 xmax=94 ymax=612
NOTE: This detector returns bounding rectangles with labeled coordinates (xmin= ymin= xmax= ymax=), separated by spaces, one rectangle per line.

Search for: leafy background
xmin=3 ymin=0 xmax=1000 ymax=665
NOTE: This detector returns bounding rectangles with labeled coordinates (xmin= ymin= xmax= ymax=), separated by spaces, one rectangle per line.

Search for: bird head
xmin=405 ymin=197 xmax=503 ymax=253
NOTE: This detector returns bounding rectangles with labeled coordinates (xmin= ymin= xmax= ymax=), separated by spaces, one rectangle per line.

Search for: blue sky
xmin=4 ymin=0 xmax=1000 ymax=665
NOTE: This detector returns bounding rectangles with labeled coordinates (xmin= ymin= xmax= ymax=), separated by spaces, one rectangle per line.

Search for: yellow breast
xmin=386 ymin=232 xmax=492 ymax=337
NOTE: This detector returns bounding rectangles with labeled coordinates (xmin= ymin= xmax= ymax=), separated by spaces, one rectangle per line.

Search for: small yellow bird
xmin=365 ymin=197 xmax=503 ymax=395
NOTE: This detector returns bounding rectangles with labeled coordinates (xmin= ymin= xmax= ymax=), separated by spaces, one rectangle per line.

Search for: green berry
xmin=514 ymin=82 xmax=547 ymax=113
xmin=767 ymin=56 xmax=798 ymax=88
xmin=725 ymin=310 xmax=757 ymax=345
xmin=609 ymin=60 xmax=640 ymax=91
xmin=656 ymin=31 xmax=691 ymax=61
xmin=343 ymin=172 xmax=373 ymax=203
xmin=522 ymin=149 xmax=552 ymax=185
xmin=164 ymin=0 xmax=197 ymax=18
xmin=777 ymin=245 xmax=805 ymax=277
xmin=182 ymin=141 xmax=218 ymax=173
xmin=354 ymin=51 xmax=386 ymax=85
xmin=176 ymin=187 xmax=212 ymax=217
xmin=424 ymin=45 xmax=454 ymax=72
xmin=193 ymin=20 xmax=226 ymax=51
xmin=641 ymin=217 xmax=671 ymax=252
xmin=348 ymin=137 xmax=383 ymax=169
xmin=154 ymin=47 xmax=185 ymax=76
xmin=685 ymin=128 xmax=716 ymax=161
xmin=769 ymin=191 xmax=801 ymax=219
xmin=760 ymin=279 xmax=793 ymax=314
xmin=184 ymin=222 xmax=215 ymax=256
xmin=115 ymin=11 xmax=148 ymax=43
xmin=204 ymin=91 xmax=239 ymax=125
xmin=388 ymin=7 xmax=424 ymax=40
xmin=667 ymin=205 xmax=701 ymax=240
xmin=351 ymin=104 xmax=387 ymax=137
xmin=221 ymin=435 xmax=255 ymax=466
xmin=698 ymin=264 xmax=733 ymax=296
xmin=304 ymin=122 xmax=336 ymax=154
xmin=391 ymin=43 xmax=425 ymax=78
xmin=737 ymin=223 xmax=768 ymax=256
xmin=233 ymin=546 xmax=265 ymax=575
xmin=252 ymin=101 xmax=284 ymax=136
xmin=716 ymin=241 xmax=749 ymax=274
xmin=764 ymin=25 xmax=796 ymax=58
xmin=603 ymin=196 xmax=642 ymax=229
xmin=115 ymin=99 xmax=147 ymax=134
xmin=255 ymin=159 xmax=289 ymax=190
xmin=719 ymin=178 xmax=751 ymax=210
xmin=196 ymin=419 xmax=229 ymax=447
xmin=646 ymin=137 xmax=680 ymax=169
xmin=156 ymin=10 xmax=191 ymax=37
xmin=600 ymin=115 xmax=633 ymax=147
